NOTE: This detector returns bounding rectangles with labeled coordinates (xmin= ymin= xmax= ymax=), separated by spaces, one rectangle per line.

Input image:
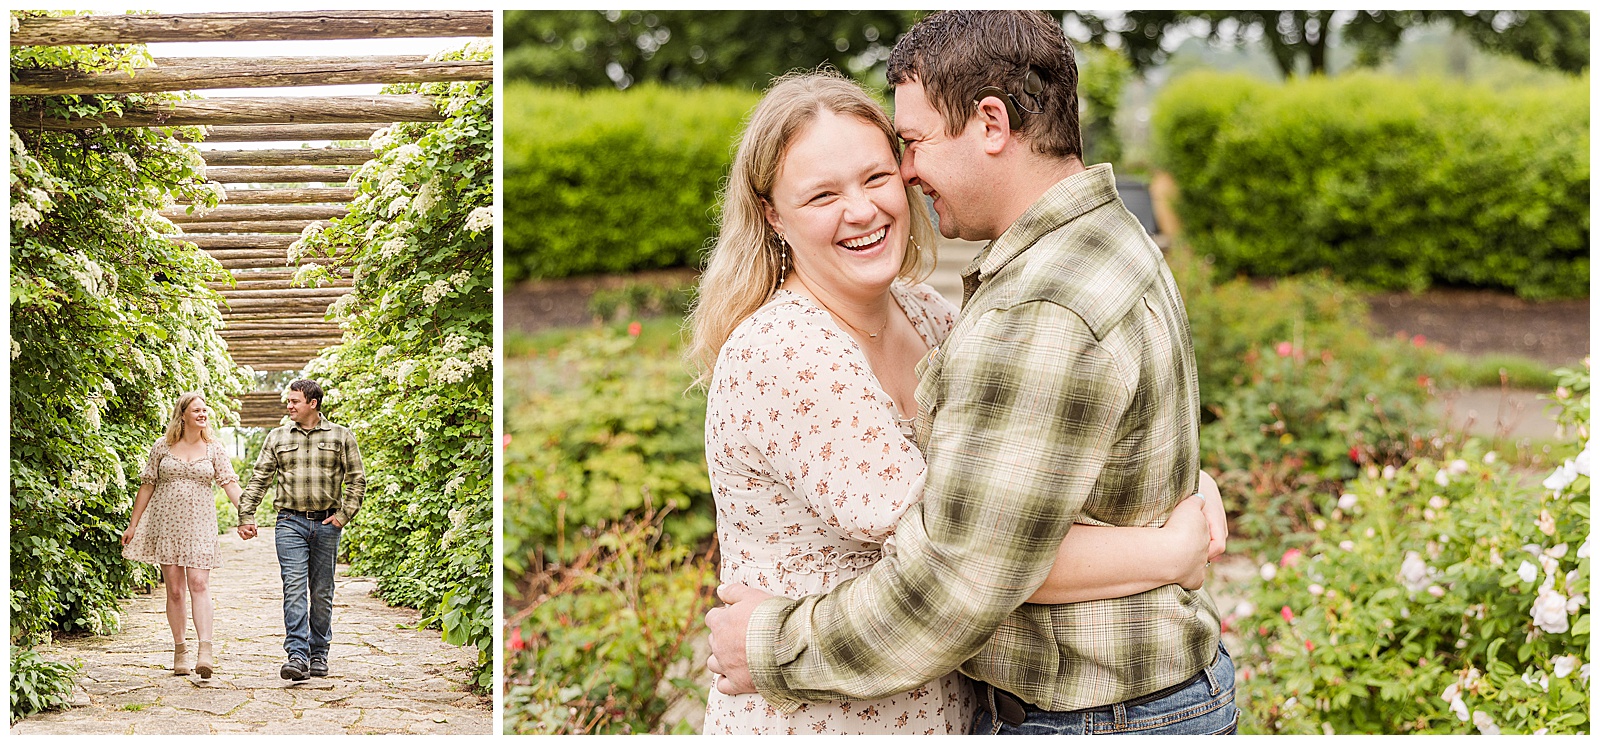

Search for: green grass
xmin=506 ymin=315 xmax=687 ymax=359
xmin=1436 ymin=351 xmax=1562 ymax=390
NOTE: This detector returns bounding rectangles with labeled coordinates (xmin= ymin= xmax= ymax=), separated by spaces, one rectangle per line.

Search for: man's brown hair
xmin=887 ymin=10 xmax=1081 ymax=160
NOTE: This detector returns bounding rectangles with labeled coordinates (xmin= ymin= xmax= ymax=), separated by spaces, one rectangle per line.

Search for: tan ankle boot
xmin=195 ymin=641 xmax=214 ymax=679
xmin=174 ymin=642 xmax=191 ymax=675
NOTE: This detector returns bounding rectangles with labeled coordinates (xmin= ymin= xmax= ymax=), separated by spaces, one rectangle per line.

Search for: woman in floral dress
xmin=122 ymin=392 xmax=243 ymax=679
xmin=686 ymin=71 xmax=1224 ymax=735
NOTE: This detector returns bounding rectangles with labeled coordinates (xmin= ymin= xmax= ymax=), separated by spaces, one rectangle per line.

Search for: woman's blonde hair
xmin=686 ymin=68 xmax=936 ymax=385
xmin=163 ymin=391 xmax=216 ymax=446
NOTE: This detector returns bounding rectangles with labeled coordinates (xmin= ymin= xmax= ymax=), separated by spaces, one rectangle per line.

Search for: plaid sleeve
xmin=238 ymin=429 xmax=279 ymax=523
xmin=748 ymin=301 xmax=1132 ymax=708
xmin=335 ymin=432 xmax=365 ymax=525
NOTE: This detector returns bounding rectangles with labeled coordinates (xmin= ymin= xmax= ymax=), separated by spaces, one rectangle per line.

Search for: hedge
xmin=1153 ymin=71 xmax=1589 ymax=299
xmin=503 ymin=84 xmax=758 ymax=282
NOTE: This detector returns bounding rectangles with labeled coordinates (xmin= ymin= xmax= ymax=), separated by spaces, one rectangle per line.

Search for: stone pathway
xmin=11 ymin=532 xmax=490 ymax=735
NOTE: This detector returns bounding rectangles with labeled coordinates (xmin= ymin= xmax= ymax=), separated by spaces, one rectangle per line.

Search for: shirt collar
xmin=292 ymin=415 xmax=332 ymax=434
xmin=961 ymin=163 xmax=1121 ymax=298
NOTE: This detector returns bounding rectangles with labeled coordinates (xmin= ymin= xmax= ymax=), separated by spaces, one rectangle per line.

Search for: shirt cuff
xmin=748 ymin=596 xmax=805 ymax=714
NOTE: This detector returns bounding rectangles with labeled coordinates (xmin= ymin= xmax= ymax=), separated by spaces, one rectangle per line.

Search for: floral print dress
xmin=703 ymin=281 xmax=977 ymax=735
xmin=122 ymin=438 xmax=238 ymax=570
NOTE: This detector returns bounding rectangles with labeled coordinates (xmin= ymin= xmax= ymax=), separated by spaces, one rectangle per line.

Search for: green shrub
xmin=503 ymin=327 xmax=712 ymax=575
xmin=503 ymin=511 xmax=716 ymax=735
xmin=1235 ymin=366 xmax=1590 ymax=734
xmin=1153 ymin=71 xmax=1589 ymax=299
xmin=502 ymin=84 xmax=759 ymax=282
xmin=9 ymin=647 xmax=79 ymax=723
xmin=295 ymin=41 xmax=495 ymax=689
xmin=1078 ymin=45 xmax=1132 ymax=168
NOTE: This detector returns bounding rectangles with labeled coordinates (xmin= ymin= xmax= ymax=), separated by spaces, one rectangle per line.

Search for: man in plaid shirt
xmin=708 ymin=11 xmax=1235 ymax=735
xmin=239 ymin=378 xmax=365 ymax=682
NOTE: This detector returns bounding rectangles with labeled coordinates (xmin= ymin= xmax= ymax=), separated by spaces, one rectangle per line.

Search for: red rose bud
xmin=1305 ymin=640 xmax=1315 ymax=652
xmin=1280 ymin=548 xmax=1303 ymax=567
xmin=508 ymin=627 xmax=526 ymax=652
xmin=1276 ymin=341 xmax=1293 ymax=357
xmin=1412 ymin=334 xmax=1426 ymax=348
xmin=1281 ymin=605 xmax=1295 ymax=623
xmin=628 ymin=321 xmax=643 ymax=337
xmin=1349 ymin=445 xmax=1361 ymax=463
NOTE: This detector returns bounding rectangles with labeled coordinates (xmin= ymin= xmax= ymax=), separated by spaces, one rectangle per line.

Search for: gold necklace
xmin=811 ymin=292 xmax=889 ymax=339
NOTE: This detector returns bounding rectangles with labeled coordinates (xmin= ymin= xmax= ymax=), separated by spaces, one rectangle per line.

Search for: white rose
xmin=1382 ymin=465 xmax=1397 ymax=480
xmin=1483 ymin=451 xmax=1498 ymax=464
xmin=1435 ymin=469 xmax=1451 ymax=487
xmin=1544 ymin=460 xmax=1579 ymax=495
xmin=1400 ymin=551 xmax=1432 ymax=592
xmin=1449 ymin=459 xmax=1469 ymax=475
xmin=1545 ymin=543 xmax=1569 ymax=559
xmin=1339 ymin=540 xmax=1355 ymax=551
xmin=1260 ymin=563 xmax=1277 ymax=581
xmin=1450 ymin=695 xmax=1469 ymax=721
xmin=1472 ymin=710 xmax=1499 ymax=735
xmin=1575 ymin=440 xmax=1591 ymax=477
xmin=1338 ymin=493 xmax=1358 ymax=510
xmin=1518 ymin=561 xmax=1538 ymax=584
xmin=1553 ymin=655 xmax=1580 ymax=678
xmin=1566 ymin=593 xmax=1586 ymax=614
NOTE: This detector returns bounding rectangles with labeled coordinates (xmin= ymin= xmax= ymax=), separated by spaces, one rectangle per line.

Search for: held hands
xmin=236 ymin=523 xmax=257 ymax=540
xmin=704 ymin=583 xmax=775 ymax=695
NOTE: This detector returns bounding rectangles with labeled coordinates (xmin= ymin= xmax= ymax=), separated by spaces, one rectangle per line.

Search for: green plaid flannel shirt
xmin=239 ymin=416 xmax=365 ymax=526
xmin=748 ymin=164 xmax=1220 ymax=712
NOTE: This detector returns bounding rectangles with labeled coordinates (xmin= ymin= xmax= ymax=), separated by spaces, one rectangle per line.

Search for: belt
xmin=279 ymin=507 xmax=337 ymax=520
xmin=985 ymin=668 xmax=1210 ymax=727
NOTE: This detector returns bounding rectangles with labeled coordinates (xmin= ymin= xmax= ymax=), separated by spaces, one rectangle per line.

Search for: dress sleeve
xmin=140 ymin=440 xmax=164 ymax=485
xmin=211 ymin=440 xmax=240 ymax=488
xmin=716 ymin=306 xmax=927 ymax=544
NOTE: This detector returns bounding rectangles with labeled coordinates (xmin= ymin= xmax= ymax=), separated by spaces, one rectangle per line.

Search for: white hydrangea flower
xmin=431 ymin=357 xmax=472 ymax=384
xmin=467 ymin=345 xmax=492 ymax=369
xmin=442 ymin=334 xmax=467 ymax=354
xmin=414 ymin=180 xmax=438 ymax=213
xmin=393 ymin=359 xmax=417 ymax=387
xmin=393 ymin=143 xmax=423 ymax=163
xmin=368 ymin=127 xmax=394 ymax=150
xmin=112 ymin=152 xmax=138 ymax=173
xmin=450 ymin=270 xmax=472 ymax=286
xmin=364 ymin=220 xmax=388 ymax=242
xmin=10 ymin=338 xmax=19 ymax=360
xmin=380 ymin=237 xmax=408 ymax=260
xmin=1531 ymin=588 xmax=1571 ymax=634
xmin=443 ymin=475 xmax=465 ymax=495
xmin=10 ymin=202 xmax=43 ymax=229
xmin=385 ymin=196 xmax=410 ymax=217
xmin=291 ymin=263 xmax=322 ymax=287
xmin=10 ymin=129 xmax=25 ymax=155
xmin=464 ymin=206 xmax=494 ymax=233
xmin=421 ymin=279 xmax=451 ymax=306
xmin=386 ymin=481 xmax=402 ymax=496
xmin=299 ymin=221 xmax=324 ymax=240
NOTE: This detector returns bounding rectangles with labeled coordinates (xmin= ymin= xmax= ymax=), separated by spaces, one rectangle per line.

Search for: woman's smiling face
xmin=184 ymin=397 xmax=209 ymax=433
xmin=764 ymin=110 xmax=910 ymax=300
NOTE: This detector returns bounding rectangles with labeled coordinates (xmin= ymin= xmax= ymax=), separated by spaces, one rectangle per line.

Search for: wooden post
xmin=10 ymin=94 xmax=443 ymax=130
xmin=11 ymin=11 xmax=493 ymax=45
xmin=11 ymin=56 xmax=492 ymax=95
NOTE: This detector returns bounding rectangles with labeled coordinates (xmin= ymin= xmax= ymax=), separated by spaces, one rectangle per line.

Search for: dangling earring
xmin=774 ymin=234 xmax=789 ymax=290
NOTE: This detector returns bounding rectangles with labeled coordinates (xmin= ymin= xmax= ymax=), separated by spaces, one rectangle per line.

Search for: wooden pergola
xmin=11 ymin=11 xmax=492 ymax=427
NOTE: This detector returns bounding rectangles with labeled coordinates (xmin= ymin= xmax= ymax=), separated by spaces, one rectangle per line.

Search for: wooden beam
xmin=10 ymin=94 xmax=443 ymax=130
xmin=12 ymin=11 xmax=493 ymax=46
xmin=220 ymin=268 xmax=353 ymax=281
xmin=220 ymin=299 xmax=339 ymax=312
xmin=206 ymin=166 xmax=355 ymax=184
xmin=190 ymin=125 xmax=382 ymax=143
xmin=202 ymin=148 xmax=372 ymax=167
xmin=183 ymin=220 xmax=322 ymax=234
xmin=208 ymin=278 xmax=354 ymax=290
xmin=220 ymin=313 xmax=341 ymax=323
xmin=214 ymin=258 xmax=295 ymax=270
xmin=188 ymin=235 xmax=295 ymax=249
xmin=202 ymin=187 xmax=356 ymax=204
xmin=220 ymin=322 xmax=343 ymax=331
xmin=218 ymin=288 xmax=352 ymax=300
xmin=10 ymin=56 xmax=492 ymax=95
xmin=169 ymin=205 xmax=348 ymax=223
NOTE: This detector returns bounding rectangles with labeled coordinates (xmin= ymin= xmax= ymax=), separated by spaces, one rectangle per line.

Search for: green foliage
xmin=1153 ymin=71 xmax=1590 ymax=299
xmin=502 ymin=84 xmax=757 ymax=282
xmin=9 ymin=16 xmax=247 ymax=648
xmin=503 ymin=326 xmax=712 ymax=575
xmin=504 ymin=9 xmax=917 ymax=89
xmin=293 ymin=41 xmax=494 ymax=689
xmin=9 ymin=646 xmax=79 ymax=723
xmin=1236 ymin=366 xmax=1590 ymax=733
xmin=1078 ymin=45 xmax=1131 ymax=167
xmin=587 ymin=280 xmax=696 ymax=323
xmin=503 ymin=511 xmax=717 ymax=734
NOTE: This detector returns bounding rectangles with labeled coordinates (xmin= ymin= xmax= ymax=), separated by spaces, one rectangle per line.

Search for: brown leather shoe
xmin=173 ymin=642 xmax=191 ymax=675
xmin=195 ymin=641 xmax=214 ymax=679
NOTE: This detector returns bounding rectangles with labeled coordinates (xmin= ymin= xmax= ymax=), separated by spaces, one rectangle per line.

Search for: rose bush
xmin=1235 ymin=364 xmax=1590 ymax=734
xmin=294 ymin=41 xmax=494 ymax=688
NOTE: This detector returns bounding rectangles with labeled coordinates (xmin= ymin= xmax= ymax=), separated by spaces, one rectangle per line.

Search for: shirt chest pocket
xmin=314 ymin=441 xmax=343 ymax=470
xmin=274 ymin=443 xmax=301 ymax=469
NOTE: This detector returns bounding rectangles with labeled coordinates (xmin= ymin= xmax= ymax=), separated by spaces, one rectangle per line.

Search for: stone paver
xmin=11 ymin=532 xmax=489 ymax=735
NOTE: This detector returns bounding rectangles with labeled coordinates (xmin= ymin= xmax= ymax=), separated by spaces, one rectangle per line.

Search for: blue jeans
xmin=973 ymin=643 xmax=1238 ymax=735
xmin=275 ymin=511 xmax=341 ymax=662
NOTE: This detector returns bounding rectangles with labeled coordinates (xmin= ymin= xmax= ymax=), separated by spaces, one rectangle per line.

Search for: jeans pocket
xmin=1204 ymin=709 xmax=1239 ymax=735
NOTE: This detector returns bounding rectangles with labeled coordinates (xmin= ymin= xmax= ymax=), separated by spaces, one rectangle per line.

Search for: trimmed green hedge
xmin=503 ymin=84 xmax=759 ymax=282
xmin=1153 ymin=71 xmax=1589 ymax=299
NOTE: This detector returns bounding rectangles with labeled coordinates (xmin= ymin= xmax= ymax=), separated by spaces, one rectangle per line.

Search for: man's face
xmin=893 ymin=79 xmax=991 ymax=241
xmin=284 ymin=390 xmax=317 ymax=427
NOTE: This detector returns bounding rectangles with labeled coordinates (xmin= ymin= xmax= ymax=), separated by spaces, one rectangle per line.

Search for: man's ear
xmin=973 ymin=95 xmax=1013 ymax=156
